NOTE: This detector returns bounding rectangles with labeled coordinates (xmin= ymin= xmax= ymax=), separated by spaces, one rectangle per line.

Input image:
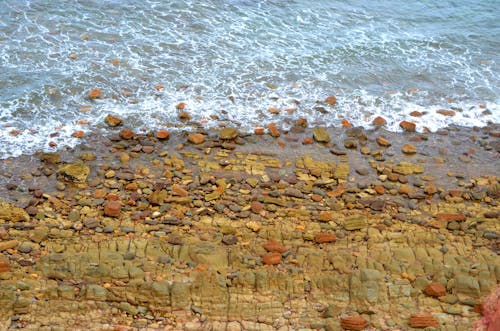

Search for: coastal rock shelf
xmin=0 ymin=123 xmax=499 ymax=330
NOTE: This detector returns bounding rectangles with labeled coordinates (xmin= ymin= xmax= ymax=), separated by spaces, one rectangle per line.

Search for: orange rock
xmin=76 ymin=119 xmax=90 ymax=125
xmin=435 ymin=213 xmax=467 ymax=222
xmin=398 ymin=184 xmax=413 ymax=195
xmin=125 ymin=182 xmax=138 ymax=191
xmin=154 ymin=84 xmax=164 ymax=91
xmin=251 ymin=201 xmax=263 ymax=214
xmin=172 ymin=184 xmax=189 ymax=197
xmin=400 ymin=121 xmax=416 ymax=132
xmin=424 ymin=282 xmax=446 ymax=297
xmin=71 ymin=131 xmax=85 ymax=138
xmin=315 ymin=233 xmax=337 ymax=244
xmin=327 ymin=185 xmax=345 ymax=198
xmin=296 ymin=118 xmax=308 ymax=127
xmin=302 ymin=137 xmax=314 ymax=145
xmin=448 ymin=189 xmax=463 ymax=198
xmin=69 ymin=53 xmax=78 ymax=60
xmin=372 ymin=116 xmax=387 ymax=126
xmin=409 ymin=314 xmax=439 ymax=328
xmin=318 ymin=211 xmax=334 ymax=222
xmin=49 ymin=141 xmax=57 ymax=147
xmin=267 ymin=123 xmax=280 ymax=137
xmin=268 ymin=107 xmax=280 ymax=114
xmin=178 ymin=111 xmax=191 ymax=120
xmin=376 ymin=136 xmax=392 ymax=147
xmin=311 ymin=194 xmax=323 ymax=202
xmin=262 ymin=252 xmax=281 ymax=265
xmin=9 ymin=130 xmax=21 ymax=136
xmin=263 ymin=240 xmax=287 ymax=253
xmin=437 ymin=109 xmax=456 ymax=116
xmin=176 ymin=102 xmax=186 ymax=110
xmin=374 ymin=185 xmax=385 ymax=195
xmin=0 ymin=258 xmax=10 ymax=273
xmin=156 ymin=130 xmax=170 ymax=140
xmin=285 ymin=108 xmax=296 ymax=114
xmin=111 ymin=58 xmax=120 ymax=66
xmin=340 ymin=316 xmax=368 ymax=331
xmin=119 ymin=128 xmax=135 ymax=140
xmin=342 ymin=119 xmax=352 ymax=128
xmin=104 ymin=200 xmax=121 ymax=217
xmin=88 ymin=89 xmax=102 ymax=99
xmin=325 ymin=96 xmax=337 ymax=105
xmin=188 ymin=133 xmax=205 ymax=144
xmin=410 ymin=111 xmax=423 ymax=117
xmin=277 ymin=140 xmax=286 ymax=148
xmin=402 ymin=143 xmax=417 ymax=154
xmin=254 ymin=127 xmax=265 ymax=135
xmin=93 ymin=189 xmax=107 ymax=199
xmin=104 ymin=114 xmax=123 ymax=127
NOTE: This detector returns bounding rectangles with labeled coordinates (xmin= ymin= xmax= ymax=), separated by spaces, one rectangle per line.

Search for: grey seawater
xmin=0 ymin=0 xmax=498 ymax=158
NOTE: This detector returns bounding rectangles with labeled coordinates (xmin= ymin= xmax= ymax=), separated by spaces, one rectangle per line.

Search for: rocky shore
xmin=0 ymin=118 xmax=499 ymax=331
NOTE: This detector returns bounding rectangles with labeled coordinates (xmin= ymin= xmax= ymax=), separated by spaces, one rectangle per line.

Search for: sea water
xmin=0 ymin=0 xmax=498 ymax=158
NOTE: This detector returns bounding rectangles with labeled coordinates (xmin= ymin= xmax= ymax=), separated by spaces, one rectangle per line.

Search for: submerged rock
xmin=56 ymin=162 xmax=90 ymax=183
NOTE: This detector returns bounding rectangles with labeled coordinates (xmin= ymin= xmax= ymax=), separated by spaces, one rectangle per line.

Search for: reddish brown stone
xmin=448 ymin=189 xmax=463 ymax=198
xmin=119 ymin=129 xmax=135 ymax=140
xmin=376 ymin=136 xmax=391 ymax=147
xmin=436 ymin=109 xmax=456 ymax=116
xmin=435 ymin=213 xmax=467 ymax=222
xmin=104 ymin=114 xmax=123 ymax=127
xmin=262 ymin=252 xmax=281 ymax=265
xmin=250 ymin=201 xmax=263 ymax=214
xmin=0 ymin=258 xmax=10 ymax=273
xmin=423 ymin=282 xmax=446 ymax=297
xmin=402 ymin=143 xmax=417 ymax=154
xmin=254 ymin=127 xmax=265 ymax=135
xmin=93 ymin=189 xmax=107 ymax=199
xmin=142 ymin=145 xmax=154 ymax=154
xmin=176 ymin=102 xmax=186 ymax=110
xmin=178 ymin=111 xmax=191 ymax=120
xmin=263 ymin=240 xmax=287 ymax=253
xmin=372 ymin=116 xmax=387 ymax=126
xmin=156 ymin=130 xmax=170 ymax=139
xmin=104 ymin=200 xmax=121 ymax=217
xmin=325 ymin=96 xmax=337 ymax=105
xmin=342 ymin=119 xmax=352 ymax=128
xmin=409 ymin=314 xmax=439 ymax=328
xmin=188 ymin=133 xmax=205 ymax=144
xmin=296 ymin=118 xmax=308 ymax=127
xmin=88 ymin=88 xmax=102 ymax=99
xmin=410 ymin=111 xmax=423 ymax=117
xmin=315 ymin=233 xmax=337 ymax=244
xmin=154 ymin=84 xmax=164 ymax=91
xmin=71 ymin=131 xmax=85 ymax=138
xmin=374 ymin=185 xmax=385 ymax=195
xmin=340 ymin=316 xmax=368 ymax=330
xmin=302 ymin=137 xmax=314 ymax=145
xmin=268 ymin=107 xmax=280 ymax=114
xmin=267 ymin=123 xmax=280 ymax=137
xmin=318 ymin=211 xmax=334 ymax=222
xmin=311 ymin=194 xmax=323 ymax=202
xmin=400 ymin=121 xmax=416 ymax=132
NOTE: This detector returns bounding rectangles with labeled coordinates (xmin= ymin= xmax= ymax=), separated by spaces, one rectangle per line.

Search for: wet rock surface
xmin=0 ymin=123 xmax=499 ymax=330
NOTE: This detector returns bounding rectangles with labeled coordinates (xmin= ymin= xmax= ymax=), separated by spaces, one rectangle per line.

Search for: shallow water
xmin=0 ymin=0 xmax=498 ymax=158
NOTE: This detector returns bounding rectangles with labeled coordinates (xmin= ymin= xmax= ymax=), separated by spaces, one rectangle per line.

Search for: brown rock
xmin=374 ymin=185 xmax=385 ymax=195
xmin=315 ymin=233 xmax=337 ymax=244
xmin=318 ymin=211 xmax=334 ymax=222
xmin=424 ymin=282 xmax=446 ymax=297
xmin=156 ymin=130 xmax=170 ymax=139
xmin=409 ymin=314 xmax=439 ymax=328
xmin=268 ymin=107 xmax=280 ymax=114
xmin=410 ymin=111 xmax=423 ymax=117
xmin=119 ymin=129 xmax=135 ymax=140
xmin=176 ymin=102 xmax=186 ymax=109
xmin=437 ymin=109 xmax=456 ymax=116
xmin=262 ymin=252 xmax=281 ymax=265
xmin=188 ymin=133 xmax=205 ymax=144
xmin=296 ymin=118 xmax=308 ymax=127
xmin=172 ymin=184 xmax=189 ymax=197
xmin=71 ymin=131 xmax=85 ymax=138
xmin=267 ymin=123 xmax=280 ymax=137
xmin=104 ymin=200 xmax=121 ymax=217
xmin=376 ymin=136 xmax=392 ymax=147
xmin=219 ymin=127 xmax=239 ymax=140
xmin=302 ymin=137 xmax=314 ymax=145
xmin=154 ymin=84 xmax=164 ymax=91
xmin=372 ymin=116 xmax=387 ymax=126
xmin=325 ymin=96 xmax=337 ymax=105
xmin=435 ymin=213 xmax=467 ymax=222
xmin=340 ymin=316 xmax=368 ymax=330
xmin=424 ymin=183 xmax=437 ymax=195
xmin=178 ymin=111 xmax=191 ymax=120
xmin=400 ymin=121 xmax=416 ymax=132
xmin=263 ymin=240 xmax=287 ymax=253
xmin=402 ymin=143 xmax=417 ymax=154
xmin=88 ymin=88 xmax=102 ymax=99
xmin=0 ymin=257 xmax=10 ymax=273
xmin=254 ymin=127 xmax=265 ymax=135
xmin=104 ymin=114 xmax=123 ymax=127
xmin=250 ymin=201 xmax=263 ymax=214
xmin=0 ymin=240 xmax=18 ymax=252
xmin=342 ymin=119 xmax=352 ymax=128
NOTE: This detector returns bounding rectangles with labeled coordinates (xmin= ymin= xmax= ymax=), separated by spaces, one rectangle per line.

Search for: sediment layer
xmin=0 ymin=122 xmax=499 ymax=330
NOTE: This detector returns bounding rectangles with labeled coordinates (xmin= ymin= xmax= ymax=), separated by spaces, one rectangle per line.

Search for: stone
xmin=376 ymin=136 xmax=391 ymax=147
xmin=325 ymin=96 xmax=337 ymax=105
xmin=0 ymin=202 xmax=30 ymax=222
xmin=314 ymin=233 xmax=337 ymax=244
xmin=424 ymin=282 xmax=446 ymax=297
xmin=408 ymin=314 xmax=439 ymax=328
xmin=342 ymin=216 xmax=367 ymax=231
xmin=251 ymin=201 xmax=263 ymax=214
xmin=254 ymin=127 xmax=265 ymax=135
xmin=0 ymin=240 xmax=18 ymax=251
xmin=56 ymin=162 xmax=90 ymax=183
xmin=372 ymin=116 xmax=387 ymax=126
xmin=156 ymin=130 xmax=170 ymax=139
xmin=188 ymin=133 xmax=205 ymax=144
xmin=119 ymin=128 xmax=134 ymax=140
xmin=263 ymin=240 xmax=287 ymax=253
xmin=104 ymin=114 xmax=123 ymax=128
xmin=267 ymin=123 xmax=280 ymax=137
xmin=399 ymin=121 xmax=416 ymax=132
xmin=104 ymin=201 xmax=121 ymax=217
xmin=435 ymin=213 xmax=467 ymax=222
xmin=340 ymin=316 xmax=368 ymax=331
xmin=88 ymin=88 xmax=102 ymax=99
xmin=313 ymin=128 xmax=330 ymax=143
xmin=219 ymin=128 xmax=238 ymax=140
xmin=402 ymin=143 xmax=417 ymax=154
xmin=344 ymin=139 xmax=358 ymax=149
xmin=262 ymin=252 xmax=281 ymax=265
xmin=0 ymin=256 xmax=10 ymax=273
xmin=437 ymin=109 xmax=456 ymax=116
xmin=393 ymin=162 xmax=424 ymax=175
xmin=172 ymin=184 xmax=189 ymax=197
xmin=40 ymin=152 xmax=61 ymax=164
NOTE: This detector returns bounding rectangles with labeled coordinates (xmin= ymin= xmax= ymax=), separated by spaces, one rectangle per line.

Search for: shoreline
xmin=0 ymin=118 xmax=499 ymax=330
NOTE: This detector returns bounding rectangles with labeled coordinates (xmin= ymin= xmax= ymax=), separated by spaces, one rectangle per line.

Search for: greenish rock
xmin=0 ymin=201 xmax=30 ymax=222
xmin=313 ymin=128 xmax=330 ymax=143
xmin=40 ymin=152 xmax=61 ymax=164
xmin=343 ymin=216 xmax=367 ymax=231
xmin=443 ymin=305 xmax=463 ymax=315
xmin=393 ymin=162 xmax=424 ymax=175
xmin=455 ymin=275 xmax=480 ymax=297
xmin=188 ymin=242 xmax=228 ymax=269
xmin=84 ymin=284 xmax=108 ymax=301
xmin=333 ymin=163 xmax=350 ymax=180
xmin=68 ymin=209 xmax=80 ymax=222
xmin=119 ymin=301 xmax=139 ymax=315
xmin=56 ymin=162 xmax=90 ymax=183
xmin=219 ymin=127 xmax=239 ymax=140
